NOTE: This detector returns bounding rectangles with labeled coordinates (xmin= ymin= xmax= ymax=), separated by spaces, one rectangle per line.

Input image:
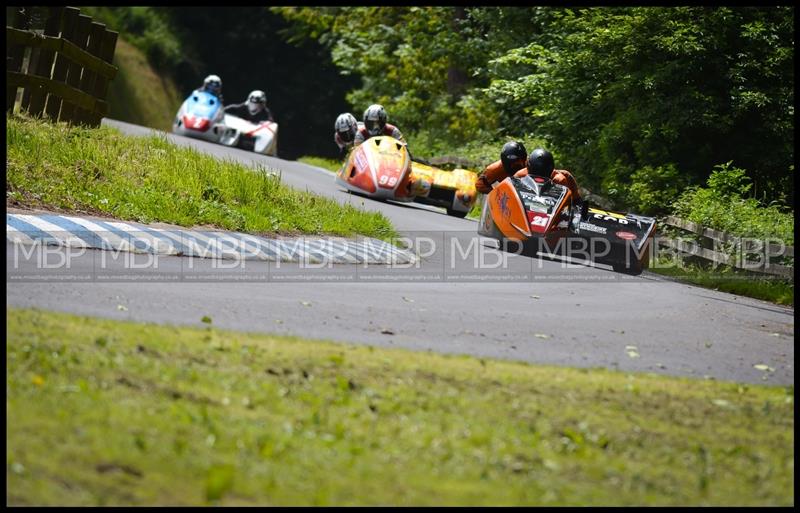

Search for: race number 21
xmin=531 ymin=216 xmax=548 ymax=227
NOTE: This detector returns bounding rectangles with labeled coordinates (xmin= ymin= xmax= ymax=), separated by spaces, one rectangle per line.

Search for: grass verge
xmin=648 ymin=258 xmax=793 ymax=306
xmin=297 ymin=156 xmax=341 ymax=173
xmin=7 ymin=307 xmax=793 ymax=506
xmin=6 ymin=114 xmax=395 ymax=240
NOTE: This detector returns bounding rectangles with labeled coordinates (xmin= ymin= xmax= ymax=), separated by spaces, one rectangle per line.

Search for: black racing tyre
xmin=612 ymin=260 xmax=643 ymax=275
xmin=446 ymin=208 xmax=469 ymax=218
xmin=612 ymin=239 xmax=650 ymax=275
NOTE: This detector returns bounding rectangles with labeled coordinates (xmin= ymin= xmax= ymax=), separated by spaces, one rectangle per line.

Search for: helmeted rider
xmin=223 ymin=90 xmax=274 ymax=124
xmin=354 ymin=104 xmax=405 ymax=146
xmin=197 ymin=74 xmax=224 ymax=103
xmin=475 ymin=142 xmax=581 ymax=201
xmin=334 ymin=112 xmax=363 ymax=156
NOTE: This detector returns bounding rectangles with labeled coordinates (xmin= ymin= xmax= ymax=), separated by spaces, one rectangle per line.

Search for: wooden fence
xmin=658 ymin=215 xmax=793 ymax=279
xmin=6 ymin=6 xmax=118 ymax=127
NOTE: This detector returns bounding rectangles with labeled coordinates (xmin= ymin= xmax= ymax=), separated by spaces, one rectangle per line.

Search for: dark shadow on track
xmin=338 ymin=187 xmax=459 ymax=219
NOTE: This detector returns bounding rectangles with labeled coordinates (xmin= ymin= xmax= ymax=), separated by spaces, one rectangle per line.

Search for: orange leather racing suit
xmin=475 ymin=159 xmax=581 ymax=200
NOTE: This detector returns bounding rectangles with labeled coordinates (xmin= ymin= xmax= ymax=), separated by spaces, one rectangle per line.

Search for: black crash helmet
xmin=500 ymin=141 xmax=528 ymax=175
xmin=527 ymin=148 xmax=555 ymax=178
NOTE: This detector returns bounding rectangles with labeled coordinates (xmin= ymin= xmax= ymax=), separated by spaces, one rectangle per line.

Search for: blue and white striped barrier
xmin=6 ymin=213 xmax=415 ymax=265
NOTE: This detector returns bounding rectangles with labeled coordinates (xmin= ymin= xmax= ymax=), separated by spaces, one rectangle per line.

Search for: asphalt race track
xmin=6 ymin=119 xmax=794 ymax=385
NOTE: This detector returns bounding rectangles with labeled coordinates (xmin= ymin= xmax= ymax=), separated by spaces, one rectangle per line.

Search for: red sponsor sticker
xmin=527 ymin=212 xmax=550 ymax=233
xmin=616 ymin=231 xmax=637 ymax=240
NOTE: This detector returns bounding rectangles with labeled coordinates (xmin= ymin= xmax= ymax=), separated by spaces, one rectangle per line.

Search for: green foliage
xmin=6 ymin=114 xmax=395 ymax=240
xmin=672 ymin=163 xmax=794 ymax=245
xmin=483 ymin=7 xmax=793 ymax=206
xmin=625 ymin=164 xmax=689 ymax=215
xmin=705 ymin=163 xmax=753 ymax=198
xmin=273 ymin=7 xmax=507 ymax=148
xmin=83 ymin=7 xmax=188 ymax=71
xmin=7 ymin=307 xmax=795 ymax=505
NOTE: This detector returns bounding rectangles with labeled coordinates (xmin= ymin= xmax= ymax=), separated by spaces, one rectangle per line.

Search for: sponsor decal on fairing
xmin=498 ymin=191 xmax=511 ymax=219
xmin=579 ymin=222 xmax=607 ymax=234
xmin=615 ymin=231 xmax=637 ymax=240
xmin=355 ymin=149 xmax=368 ymax=172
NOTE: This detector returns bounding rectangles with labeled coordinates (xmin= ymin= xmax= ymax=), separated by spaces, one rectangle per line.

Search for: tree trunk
xmin=446 ymin=6 xmax=468 ymax=99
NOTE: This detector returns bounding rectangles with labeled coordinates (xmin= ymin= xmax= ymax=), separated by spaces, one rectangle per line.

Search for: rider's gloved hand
xmin=576 ymin=197 xmax=588 ymax=219
xmin=475 ymin=174 xmax=493 ymax=194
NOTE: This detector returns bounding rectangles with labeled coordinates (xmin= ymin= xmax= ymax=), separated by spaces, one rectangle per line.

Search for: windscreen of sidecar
xmin=513 ymin=176 xmax=564 ymax=214
xmin=189 ymin=92 xmax=220 ymax=118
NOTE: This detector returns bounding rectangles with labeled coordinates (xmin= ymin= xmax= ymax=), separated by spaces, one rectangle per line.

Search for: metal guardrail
xmin=6 ymin=6 xmax=119 ymax=127
xmin=663 ymin=216 xmax=793 ymax=259
xmin=659 ymin=215 xmax=793 ymax=279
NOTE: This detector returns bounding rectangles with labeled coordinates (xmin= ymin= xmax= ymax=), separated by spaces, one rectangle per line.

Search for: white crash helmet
xmin=247 ymin=90 xmax=267 ymax=114
xmin=363 ymin=104 xmax=387 ymax=137
xmin=203 ymin=74 xmax=222 ymax=94
xmin=335 ymin=112 xmax=359 ymax=143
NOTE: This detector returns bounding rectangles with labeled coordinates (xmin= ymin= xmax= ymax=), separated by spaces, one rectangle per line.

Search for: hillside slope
xmin=105 ymin=37 xmax=184 ymax=132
